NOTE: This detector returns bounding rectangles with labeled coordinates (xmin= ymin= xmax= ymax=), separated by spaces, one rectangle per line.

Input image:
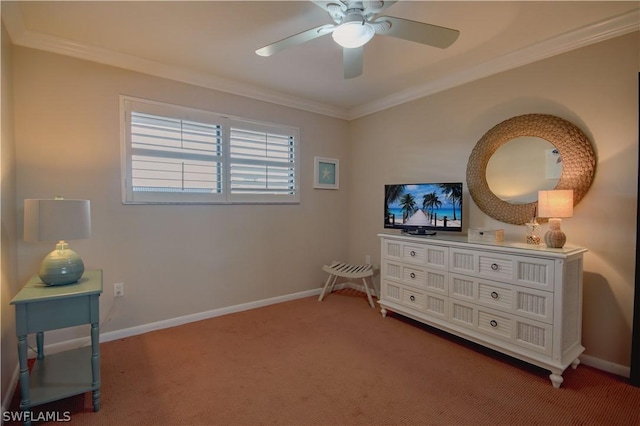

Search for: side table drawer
xmin=17 ymin=295 xmax=97 ymax=334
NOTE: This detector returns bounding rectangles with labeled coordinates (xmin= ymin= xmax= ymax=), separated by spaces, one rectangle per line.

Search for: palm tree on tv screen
xmin=399 ymin=193 xmax=417 ymax=222
xmin=438 ymin=183 xmax=462 ymax=220
xmin=422 ymin=192 xmax=442 ymax=224
xmin=385 ymin=185 xmax=406 ymax=223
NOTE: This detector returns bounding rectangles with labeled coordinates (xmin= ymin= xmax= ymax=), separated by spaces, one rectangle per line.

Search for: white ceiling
xmin=2 ymin=1 xmax=639 ymax=120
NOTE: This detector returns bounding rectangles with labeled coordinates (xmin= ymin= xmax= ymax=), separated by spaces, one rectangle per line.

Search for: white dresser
xmin=378 ymin=232 xmax=587 ymax=388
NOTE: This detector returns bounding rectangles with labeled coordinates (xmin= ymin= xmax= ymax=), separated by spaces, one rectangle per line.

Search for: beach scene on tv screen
xmin=385 ymin=183 xmax=462 ymax=229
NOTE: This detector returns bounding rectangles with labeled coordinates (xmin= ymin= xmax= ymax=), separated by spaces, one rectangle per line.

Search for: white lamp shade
xmin=537 ymin=190 xmax=573 ymax=218
xmin=24 ymin=199 xmax=91 ymax=242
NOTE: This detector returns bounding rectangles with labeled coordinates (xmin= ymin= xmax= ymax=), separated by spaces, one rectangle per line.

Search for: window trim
xmin=120 ymin=96 xmax=300 ymax=205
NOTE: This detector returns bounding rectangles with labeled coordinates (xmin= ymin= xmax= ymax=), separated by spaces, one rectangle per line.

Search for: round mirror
xmin=466 ymin=114 xmax=596 ymax=225
xmin=486 ymin=136 xmax=560 ymax=203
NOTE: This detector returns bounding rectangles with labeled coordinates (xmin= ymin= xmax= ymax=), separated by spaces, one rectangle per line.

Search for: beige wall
xmin=1 ymin=22 xmax=19 ymax=408
xmin=11 ymin=47 xmax=350 ymax=342
xmin=348 ymin=32 xmax=639 ymax=368
xmin=2 ymin=26 xmax=638 ymax=404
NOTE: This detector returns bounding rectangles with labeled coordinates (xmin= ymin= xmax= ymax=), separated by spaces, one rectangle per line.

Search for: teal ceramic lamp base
xmin=39 ymin=241 xmax=85 ymax=286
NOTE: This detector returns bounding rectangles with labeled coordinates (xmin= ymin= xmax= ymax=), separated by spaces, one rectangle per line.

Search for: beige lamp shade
xmin=537 ymin=190 xmax=573 ymax=219
xmin=24 ymin=199 xmax=91 ymax=242
xmin=24 ymin=198 xmax=91 ymax=285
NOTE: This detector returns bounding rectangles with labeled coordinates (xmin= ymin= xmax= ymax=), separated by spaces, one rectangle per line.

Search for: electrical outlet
xmin=114 ymin=283 xmax=124 ymax=297
xmin=365 ymin=255 xmax=371 ymax=264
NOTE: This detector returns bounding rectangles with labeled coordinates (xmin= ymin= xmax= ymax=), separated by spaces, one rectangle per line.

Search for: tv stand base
xmin=402 ymin=230 xmax=437 ymax=236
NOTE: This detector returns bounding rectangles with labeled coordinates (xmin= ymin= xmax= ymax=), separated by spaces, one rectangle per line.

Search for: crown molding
xmin=3 ymin=5 xmax=638 ymax=121
xmin=347 ymin=9 xmax=640 ymax=120
xmin=1 ymin=3 xmax=348 ymax=120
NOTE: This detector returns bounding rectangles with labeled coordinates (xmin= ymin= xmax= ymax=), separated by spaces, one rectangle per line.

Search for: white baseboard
xmin=99 ymin=287 xmax=322 ymax=344
xmin=579 ymin=353 xmax=631 ymax=378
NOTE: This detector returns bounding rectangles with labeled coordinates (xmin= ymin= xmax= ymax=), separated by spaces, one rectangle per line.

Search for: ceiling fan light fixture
xmin=332 ymin=21 xmax=375 ymax=48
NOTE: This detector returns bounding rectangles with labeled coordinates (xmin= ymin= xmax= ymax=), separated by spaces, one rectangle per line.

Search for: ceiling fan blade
xmin=376 ymin=16 xmax=459 ymax=49
xmin=256 ymin=24 xmax=335 ymax=57
xmin=343 ymin=46 xmax=363 ymax=79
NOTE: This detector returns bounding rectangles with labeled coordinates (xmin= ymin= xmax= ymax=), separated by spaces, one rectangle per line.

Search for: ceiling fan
xmin=255 ymin=1 xmax=460 ymax=79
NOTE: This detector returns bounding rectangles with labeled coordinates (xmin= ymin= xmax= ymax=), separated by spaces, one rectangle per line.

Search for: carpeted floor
xmin=7 ymin=289 xmax=640 ymax=425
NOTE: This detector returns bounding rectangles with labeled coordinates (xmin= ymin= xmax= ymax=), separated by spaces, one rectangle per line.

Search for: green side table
xmin=10 ymin=270 xmax=103 ymax=425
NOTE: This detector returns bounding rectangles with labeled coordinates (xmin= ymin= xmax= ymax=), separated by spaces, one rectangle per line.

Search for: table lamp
xmin=537 ymin=190 xmax=573 ymax=248
xmin=24 ymin=198 xmax=91 ymax=285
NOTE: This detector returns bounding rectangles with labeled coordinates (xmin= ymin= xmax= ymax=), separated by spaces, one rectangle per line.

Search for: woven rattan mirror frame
xmin=466 ymin=114 xmax=596 ymax=225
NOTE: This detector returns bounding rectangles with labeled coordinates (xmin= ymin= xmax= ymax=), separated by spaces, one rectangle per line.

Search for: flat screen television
xmin=384 ymin=182 xmax=463 ymax=235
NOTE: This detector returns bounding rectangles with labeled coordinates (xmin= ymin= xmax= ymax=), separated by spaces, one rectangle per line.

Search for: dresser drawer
xmin=479 ymin=308 xmax=553 ymax=356
xmin=382 ymin=280 xmax=447 ymax=319
xmin=449 ymin=273 xmax=553 ymax=324
xmin=449 ymin=248 xmax=555 ymax=291
xmin=449 ymin=299 xmax=552 ymax=356
xmin=383 ymin=280 xmax=423 ymax=310
xmin=382 ymin=240 xmax=448 ymax=270
xmin=384 ymin=261 xmax=448 ymax=294
xmin=423 ymin=245 xmax=449 ymax=270
xmin=383 ymin=261 xmax=425 ymax=289
xmin=383 ymin=240 xmax=425 ymax=265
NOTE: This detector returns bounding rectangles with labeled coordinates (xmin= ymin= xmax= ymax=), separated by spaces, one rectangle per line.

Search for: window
xmin=121 ymin=97 xmax=299 ymax=204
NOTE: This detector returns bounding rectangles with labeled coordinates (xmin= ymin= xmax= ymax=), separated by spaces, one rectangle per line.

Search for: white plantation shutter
xmin=121 ymin=97 xmax=299 ymax=204
xmin=229 ymin=123 xmax=296 ymax=200
xmin=131 ymin=112 xmax=223 ymax=193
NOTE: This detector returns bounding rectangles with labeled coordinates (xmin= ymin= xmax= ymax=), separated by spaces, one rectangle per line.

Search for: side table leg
xmin=17 ymin=335 xmax=32 ymax=425
xmin=91 ymin=322 xmax=101 ymax=411
xmin=36 ymin=332 xmax=44 ymax=360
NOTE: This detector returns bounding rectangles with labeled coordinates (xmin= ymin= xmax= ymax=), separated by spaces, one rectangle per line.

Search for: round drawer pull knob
xmin=491 ymin=291 xmax=499 ymax=299
xmin=490 ymin=320 xmax=498 ymax=328
xmin=410 ymin=251 xmax=416 ymax=257
xmin=491 ymin=263 xmax=499 ymax=271
xmin=410 ymin=272 xmax=416 ymax=279
xmin=410 ymin=295 xmax=416 ymax=302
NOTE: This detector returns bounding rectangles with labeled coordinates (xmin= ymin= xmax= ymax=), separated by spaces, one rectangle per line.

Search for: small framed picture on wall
xmin=314 ymin=157 xmax=339 ymax=190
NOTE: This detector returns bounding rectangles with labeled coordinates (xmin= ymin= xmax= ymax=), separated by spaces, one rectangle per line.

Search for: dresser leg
xmin=549 ymin=372 xmax=564 ymax=388
xmin=571 ymin=358 xmax=581 ymax=369
xmin=380 ymin=307 xmax=387 ymax=318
